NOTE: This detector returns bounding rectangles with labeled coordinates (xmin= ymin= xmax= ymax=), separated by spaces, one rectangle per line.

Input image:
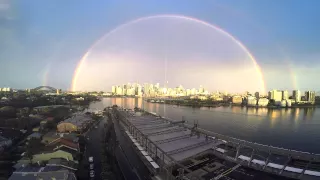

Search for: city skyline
xmin=1 ymin=1 xmax=320 ymax=92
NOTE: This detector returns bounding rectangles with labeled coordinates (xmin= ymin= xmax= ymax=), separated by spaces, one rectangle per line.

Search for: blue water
xmin=89 ymin=98 xmax=320 ymax=153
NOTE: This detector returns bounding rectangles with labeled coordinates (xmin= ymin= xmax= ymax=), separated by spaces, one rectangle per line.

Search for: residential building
xmin=268 ymin=90 xmax=282 ymax=102
xmin=282 ymin=90 xmax=289 ymax=100
xmin=42 ymin=131 xmax=79 ymax=145
xmin=9 ymin=166 xmax=77 ymax=180
xmin=305 ymin=91 xmax=316 ymax=104
xmin=57 ymin=114 xmax=92 ymax=133
xmin=32 ymin=150 xmax=75 ymax=163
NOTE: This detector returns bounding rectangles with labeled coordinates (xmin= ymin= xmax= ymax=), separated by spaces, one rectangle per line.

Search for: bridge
xmin=113 ymin=108 xmax=320 ymax=180
xmin=33 ymin=86 xmax=57 ymax=92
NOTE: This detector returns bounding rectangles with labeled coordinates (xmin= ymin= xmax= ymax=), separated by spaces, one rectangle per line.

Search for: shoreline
xmin=102 ymin=96 xmax=319 ymax=109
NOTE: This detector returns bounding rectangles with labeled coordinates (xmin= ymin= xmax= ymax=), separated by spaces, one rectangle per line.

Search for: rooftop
xmin=128 ymin=115 xmax=221 ymax=163
xmin=59 ymin=113 xmax=92 ymax=127
xmin=9 ymin=170 xmax=76 ymax=180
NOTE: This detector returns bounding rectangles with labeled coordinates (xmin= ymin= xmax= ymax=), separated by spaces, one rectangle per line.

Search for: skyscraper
xmin=305 ymin=91 xmax=315 ymax=104
xmin=268 ymin=90 xmax=282 ymax=102
xmin=293 ymin=90 xmax=301 ymax=103
xmin=282 ymin=90 xmax=289 ymax=100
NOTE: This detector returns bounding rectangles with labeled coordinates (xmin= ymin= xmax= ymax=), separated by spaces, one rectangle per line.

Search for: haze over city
xmin=1 ymin=0 xmax=320 ymax=92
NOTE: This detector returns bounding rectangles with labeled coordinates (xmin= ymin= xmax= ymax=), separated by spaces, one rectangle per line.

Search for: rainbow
xmin=42 ymin=62 xmax=52 ymax=87
xmin=71 ymin=14 xmax=266 ymax=93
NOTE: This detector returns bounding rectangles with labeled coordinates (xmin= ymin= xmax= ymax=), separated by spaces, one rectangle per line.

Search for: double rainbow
xmin=71 ymin=14 xmax=266 ymax=93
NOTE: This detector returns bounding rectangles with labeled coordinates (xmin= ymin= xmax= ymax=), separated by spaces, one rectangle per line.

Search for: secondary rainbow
xmin=71 ymin=14 xmax=266 ymax=93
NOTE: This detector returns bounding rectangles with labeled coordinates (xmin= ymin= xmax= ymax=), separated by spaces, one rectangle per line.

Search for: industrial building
xmin=116 ymin=109 xmax=320 ymax=180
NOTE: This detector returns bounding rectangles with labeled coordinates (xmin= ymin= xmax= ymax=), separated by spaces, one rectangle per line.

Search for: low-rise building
xmin=57 ymin=114 xmax=92 ymax=133
xmin=232 ymin=96 xmax=243 ymax=104
xmin=32 ymin=150 xmax=75 ymax=163
xmin=42 ymin=131 xmax=79 ymax=145
xmin=9 ymin=166 xmax=77 ymax=180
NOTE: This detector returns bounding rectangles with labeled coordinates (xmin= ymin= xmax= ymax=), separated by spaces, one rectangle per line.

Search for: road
xmin=111 ymin=111 xmax=152 ymax=180
xmin=82 ymin=118 xmax=107 ymax=180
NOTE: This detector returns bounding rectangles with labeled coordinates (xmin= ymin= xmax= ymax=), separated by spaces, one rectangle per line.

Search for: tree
xmin=25 ymin=138 xmax=44 ymax=163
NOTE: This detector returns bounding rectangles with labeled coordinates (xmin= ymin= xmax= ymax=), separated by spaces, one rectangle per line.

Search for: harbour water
xmin=89 ymin=97 xmax=320 ymax=153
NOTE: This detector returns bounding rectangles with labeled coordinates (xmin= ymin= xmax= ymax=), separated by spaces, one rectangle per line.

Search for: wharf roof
xmin=128 ymin=114 xmax=220 ymax=163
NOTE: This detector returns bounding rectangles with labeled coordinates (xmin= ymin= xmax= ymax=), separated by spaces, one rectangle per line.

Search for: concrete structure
xmin=57 ymin=113 xmax=92 ymax=133
xmin=115 ymin=108 xmax=320 ymax=180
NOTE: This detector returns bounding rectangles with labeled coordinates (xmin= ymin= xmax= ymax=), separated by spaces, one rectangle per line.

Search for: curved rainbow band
xmin=71 ymin=14 xmax=266 ymax=93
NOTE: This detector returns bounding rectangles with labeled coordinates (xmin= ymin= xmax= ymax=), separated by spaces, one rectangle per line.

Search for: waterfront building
xmin=280 ymin=100 xmax=287 ymax=107
xmin=116 ymin=86 xmax=123 ymax=95
xmin=247 ymin=96 xmax=257 ymax=106
xmin=199 ymin=85 xmax=204 ymax=94
xmin=232 ymin=95 xmax=242 ymax=104
xmin=191 ymin=88 xmax=196 ymax=95
xmin=268 ymin=90 xmax=282 ymax=102
xmin=293 ymin=90 xmax=301 ymax=103
xmin=287 ymin=99 xmax=292 ymax=107
xmin=305 ymin=91 xmax=316 ymax=104
xmin=282 ymin=90 xmax=289 ymax=100
xmin=257 ymin=98 xmax=269 ymax=106
xmin=112 ymin=86 xmax=116 ymax=94
xmin=186 ymin=89 xmax=191 ymax=96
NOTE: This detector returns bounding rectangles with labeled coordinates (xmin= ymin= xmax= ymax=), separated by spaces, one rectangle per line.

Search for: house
xmin=57 ymin=113 xmax=92 ymax=133
xmin=9 ymin=166 xmax=77 ymax=180
xmin=33 ymin=150 xmax=75 ymax=163
xmin=47 ymin=158 xmax=78 ymax=171
xmin=47 ymin=138 xmax=80 ymax=153
xmin=42 ymin=131 xmax=79 ymax=145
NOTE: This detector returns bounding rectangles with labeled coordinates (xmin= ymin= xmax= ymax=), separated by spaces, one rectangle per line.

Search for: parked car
xmin=89 ymin=163 xmax=94 ymax=170
xmin=90 ymin=170 xmax=95 ymax=178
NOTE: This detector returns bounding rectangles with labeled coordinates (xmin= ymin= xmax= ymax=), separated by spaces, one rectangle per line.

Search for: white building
xmin=282 ymin=90 xmax=289 ymax=100
xmin=293 ymin=90 xmax=301 ymax=103
xmin=116 ymin=86 xmax=123 ymax=95
xmin=112 ymin=86 xmax=116 ymax=94
xmin=258 ymin=98 xmax=269 ymax=107
xmin=247 ymin=96 xmax=257 ymax=106
xmin=269 ymin=90 xmax=282 ymax=102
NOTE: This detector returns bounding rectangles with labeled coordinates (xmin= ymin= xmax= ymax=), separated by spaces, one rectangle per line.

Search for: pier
xmin=111 ymin=107 xmax=320 ymax=180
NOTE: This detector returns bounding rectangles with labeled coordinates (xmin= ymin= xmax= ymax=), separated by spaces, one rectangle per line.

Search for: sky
xmin=0 ymin=0 xmax=320 ymax=93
